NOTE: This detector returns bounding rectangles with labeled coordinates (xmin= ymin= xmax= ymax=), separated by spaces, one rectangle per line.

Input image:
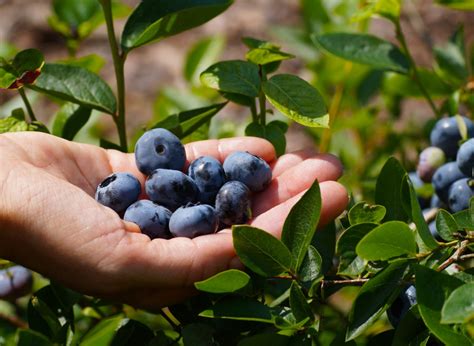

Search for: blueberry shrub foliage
xmin=0 ymin=0 xmax=473 ymax=345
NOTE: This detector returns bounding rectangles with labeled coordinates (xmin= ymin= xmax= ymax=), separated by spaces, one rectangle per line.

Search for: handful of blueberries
xmin=409 ymin=115 xmax=474 ymax=237
xmin=95 ymin=128 xmax=272 ymax=239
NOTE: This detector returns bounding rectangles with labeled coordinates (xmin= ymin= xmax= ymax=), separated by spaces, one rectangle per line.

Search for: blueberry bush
xmin=0 ymin=0 xmax=473 ymax=345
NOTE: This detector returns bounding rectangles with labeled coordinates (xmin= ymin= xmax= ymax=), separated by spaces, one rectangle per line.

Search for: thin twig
xmin=459 ymin=253 xmax=474 ymax=261
xmin=437 ymin=240 xmax=470 ymax=272
xmin=18 ymin=88 xmax=37 ymax=122
xmin=322 ymin=278 xmax=368 ymax=286
xmin=160 ymin=309 xmax=180 ymax=333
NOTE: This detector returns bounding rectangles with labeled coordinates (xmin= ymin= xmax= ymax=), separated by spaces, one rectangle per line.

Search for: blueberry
xmin=145 ymin=169 xmax=198 ymax=211
xmin=448 ymin=178 xmax=474 ymax=213
xmin=456 ymin=138 xmax=474 ymax=177
xmin=215 ymin=181 xmax=251 ymax=225
xmin=135 ymin=128 xmax=186 ymax=175
xmin=188 ymin=156 xmax=226 ymax=204
xmin=417 ymin=147 xmax=446 ymax=183
xmin=0 ymin=265 xmax=33 ymax=300
xmin=124 ymin=200 xmax=172 ymax=239
xmin=169 ymin=204 xmax=218 ymax=238
xmin=430 ymin=116 xmax=474 ymax=158
xmin=408 ymin=172 xmax=429 ymax=208
xmin=223 ymin=151 xmax=272 ymax=192
xmin=432 ymin=162 xmax=466 ymax=203
xmin=387 ymin=285 xmax=417 ymax=328
xmin=95 ymin=172 xmax=141 ymax=214
xmin=430 ymin=193 xmax=447 ymax=209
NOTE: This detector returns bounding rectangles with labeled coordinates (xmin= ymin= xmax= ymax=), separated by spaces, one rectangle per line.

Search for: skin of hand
xmin=0 ymin=132 xmax=348 ymax=309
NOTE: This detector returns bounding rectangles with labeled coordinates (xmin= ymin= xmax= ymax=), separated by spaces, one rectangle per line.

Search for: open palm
xmin=0 ymin=132 xmax=347 ymax=309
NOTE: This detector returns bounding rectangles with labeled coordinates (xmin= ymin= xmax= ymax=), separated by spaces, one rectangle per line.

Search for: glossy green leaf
xmin=346 ymin=259 xmax=410 ymax=341
xmin=290 ymin=281 xmax=313 ymax=322
xmin=348 ymin=202 xmax=386 ymax=225
xmin=392 ymin=306 xmax=427 ymax=346
xmin=353 ymin=0 xmax=401 ymax=22
xmin=0 ymin=49 xmax=44 ymax=89
xmin=313 ymin=33 xmax=409 ymax=73
xmin=31 ymin=64 xmax=116 ymax=114
xmin=110 ymin=319 xmax=154 ymax=346
xmin=337 ymin=223 xmax=378 ymax=276
xmin=17 ymin=330 xmax=52 ymax=346
xmin=238 ymin=333 xmax=289 ymax=346
xmin=415 ymin=265 xmax=471 ymax=345
xmin=0 ymin=65 xmax=16 ymax=89
xmin=281 ymin=180 xmax=321 ymax=271
xmin=375 ymin=157 xmax=409 ymax=222
xmin=263 ymin=74 xmax=329 ymax=127
xmin=242 ymin=37 xmax=280 ymax=50
xmin=200 ymin=60 xmax=260 ymax=97
xmin=199 ymin=297 xmax=274 ymax=323
xmin=435 ymin=0 xmax=474 ymax=10
xmin=245 ymin=121 xmax=286 ymax=156
xmin=182 ymin=323 xmax=215 ymax=346
xmin=441 ymin=283 xmax=474 ymax=324
xmin=52 ymin=103 xmax=92 ymax=141
xmin=246 ymin=48 xmax=294 ymax=65
xmin=121 ymin=0 xmax=233 ymax=51
xmin=184 ymin=36 xmax=225 ymax=85
xmin=311 ymin=220 xmax=336 ymax=275
xmin=194 ymin=269 xmax=250 ymax=293
xmin=299 ymin=245 xmax=323 ymax=283
xmin=0 ymin=109 xmax=30 ymax=133
xmin=81 ymin=316 xmax=124 ymax=346
xmin=53 ymin=0 xmax=100 ymax=29
xmin=404 ymin=176 xmax=438 ymax=251
xmin=356 ymin=221 xmax=416 ymax=261
xmin=436 ymin=210 xmax=459 ymax=241
xmin=453 ymin=209 xmax=474 ymax=231
xmin=233 ymin=225 xmax=292 ymax=277
xmin=435 ymin=43 xmax=468 ymax=83
xmin=11 ymin=49 xmax=44 ymax=76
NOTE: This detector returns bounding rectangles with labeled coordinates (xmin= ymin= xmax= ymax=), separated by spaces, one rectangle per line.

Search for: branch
xmin=437 ymin=240 xmax=470 ymax=272
xmin=322 ymin=278 xmax=368 ymax=286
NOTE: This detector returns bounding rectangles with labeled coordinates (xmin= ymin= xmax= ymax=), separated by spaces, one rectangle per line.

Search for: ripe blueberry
xmin=0 ymin=265 xmax=33 ymax=300
xmin=215 ymin=181 xmax=251 ymax=226
xmin=124 ymin=200 xmax=172 ymax=239
xmin=135 ymin=128 xmax=186 ymax=175
xmin=387 ymin=285 xmax=417 ymax=328
xmin=432 ymin=162 xmax=466 ymax=203
xmin=223 ymin=151 xmax=272 ymax=192
xmin=448 ymin=178 xmax=474 ymax=213
xmin=417 ymin=147 xmax=445 ymax=183
xmin=430 ymin=116 xmax=474 ymax=158
xmin=188 ymin=156 xmax=226 ymax=204
xmin=145 ymin=169 xmax=198 ymax=211
xmin=95 ymin=172 xmax=141 ymax=214
xmin=169 ymin=204 xmax=218 ymax=238
xmin=456 ymin=138 xmax=474 ymax=177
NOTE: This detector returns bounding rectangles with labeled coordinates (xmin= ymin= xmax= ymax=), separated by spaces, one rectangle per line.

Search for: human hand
xmin=0 ymin=132 xmax=347 ymax=309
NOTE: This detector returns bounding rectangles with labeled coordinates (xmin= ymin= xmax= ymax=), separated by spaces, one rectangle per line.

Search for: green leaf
xmin=263 ymin=74 xmax=329 ymax=128
xmin=392 ymin=306 xmax=427 ymax=346
xmin=441 ymin=283 xmax=474 ymax=324
xmin=121 ymin=0 xmax=233 ymax=51
xmin=337 ymin=223 xmax=378 ymax=276
xmin=375 ymin=157 xmax=410 ymax=222
xmin=52 ymin=0 xmax=100 ymax=28
xmin=281 ymin=180 xmax=322 ymax=271
xmin=356 ymin=221 xmax=417 ymax=261
xmin=110 ymin=319 xmax=154 ymax=346
xmin=242 ymin=37 xmax=280 ymax=50
xmin=233 ymin=225 xmax=292 ymax=277
xmin=199 ymin=297 xmax=274 ymax=323
xmin=415 ymin=265 xmax=471 ymax=345
xmin=299 ymin=246 xmax=323 ymax=283
xmin=0 ymin=49 xmax=44 ymax=89
xmin=383 ymin=70 xmax=454 ymax=98
xmin=11 ymin=49 xmax=44 ymax=76
xmin=31 ymin=64 xmax=116 ymax=114
xmin=313 ymin=33 xmax=409 ymax=73
xmin=238 ymin=333 xmax=289 ymax=346
xmin=453 ymin=209 xmax=474 ymax=231
xmin=81 ymin=316 xmax=124 ymax=346
xmin=194 ymin=269 xmax=251 ymax=293
xmin=290 ymin=281 xmax=313 ymax=322
xmin=17 ymin=330 xmax=52 ymax=346
xmin=99 ymin=138 xmax=123 ymax=151
xmin=182 ymin=323 xmax=215 ymax=346
xmin=436 ymin=210 xmax=459 ymax=241
xmin=404 ymin=176 xmax=438 ymax=251
xmin=346 ymin=259 xmax=410 ymax=341
xmin=353 ymin=0 xmax=401 ymax=22
xmin=311 ymin=221 xmax=336 ymax=275
xmin=435 ymin=0 xmax=474 ymax=10
xmin=57 ymin=54 xmax=106 ymax=73
xmin=0 ymin=110 xmax=30 ymax=133
xmin=200 ymin=60 xmax=260 ymax=97
xmin=435 ymin=43 xmax=468 ymax=83
xmin=52 ymin=103 xmax=92 ymax=141
xmin=348 ymin=202 xmax=386 ymax=225
xmin=246 ymin=48 xmax=294 ymax=66
xmin=184 ymin=36 xmax=225 ymax=85
xmin=245 ymin=121 xmax=286 ymax=156
xmin=0 ymin=65 xmax=17 ymax=89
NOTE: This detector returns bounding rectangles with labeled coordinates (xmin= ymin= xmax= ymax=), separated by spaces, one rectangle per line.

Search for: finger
xmin=271 ymin=148 xmax=317 ymax=177
xmin=251 ymin=181 xmax=348 ymax=237
xmin=253 ymin=154 xmax=344 ymax=216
